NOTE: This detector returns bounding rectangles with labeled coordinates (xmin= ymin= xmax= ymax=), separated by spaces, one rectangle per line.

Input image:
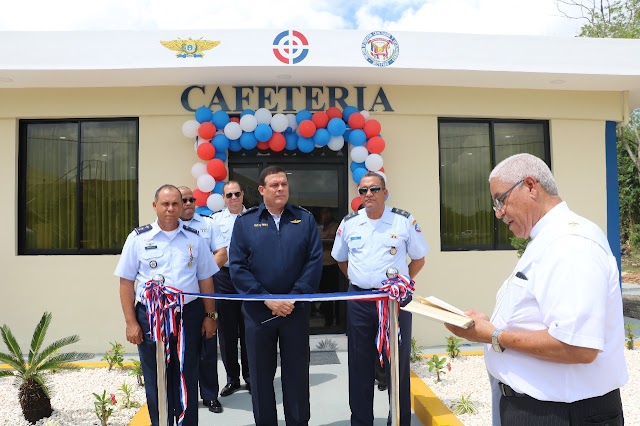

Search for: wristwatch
xmin=206 ymin=311 xmax=218 ymax=320
xmin=491 ymin=328 xmax=505 ymax=353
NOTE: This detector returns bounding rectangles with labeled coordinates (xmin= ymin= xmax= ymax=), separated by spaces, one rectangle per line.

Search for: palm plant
xmin=0 ymin=312 xmax=92 ymax=424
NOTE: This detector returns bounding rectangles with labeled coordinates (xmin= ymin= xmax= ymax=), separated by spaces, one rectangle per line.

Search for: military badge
xmin=390 ymin=247 xmax=397 ymax=255
xmin=149 ymin=260 xmax=157 ymax=268
xmin=160 ymin=38 xmax=220 ymax=58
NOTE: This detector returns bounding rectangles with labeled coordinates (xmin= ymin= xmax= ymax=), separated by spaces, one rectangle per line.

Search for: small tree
xmin=426 ymin=354 xmax=448 ymax=382
xmin=0 ymin=312 xmax=92 ymax=423
xmin=446 ymin=335 xmax=462 ymax=359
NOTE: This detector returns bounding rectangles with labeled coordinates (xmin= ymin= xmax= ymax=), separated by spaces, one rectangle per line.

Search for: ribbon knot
xmin=375 ymin=275 xmax=415 ymax=365
xmin=142 ymin=280 xmax=188 ymax=426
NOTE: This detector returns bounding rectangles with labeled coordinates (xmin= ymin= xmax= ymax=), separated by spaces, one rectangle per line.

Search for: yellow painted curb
xmin=128 ymin=403 xmax=150 ymax=426
xmin=410 ymin=371 xmax=464 ymax=426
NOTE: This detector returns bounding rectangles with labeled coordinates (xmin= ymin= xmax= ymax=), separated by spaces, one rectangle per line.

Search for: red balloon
xmin=350 ymin=196 xmax=362 ymax=212
xmin=193 ymin=189 xmax=209 ymax=207
xmin=326 ymin=107 xmax=342 ymax=119
xmin=269 ymin=133 xmax=286 ymax=152
xmin=298 ymin=120 xmax=317 ymax=138
xmin=196 ymin=142 xmax=216 ymax=160
xmin=198 ymin=122 xmax=216 ymax=140
xmin=230 ymin=117 xmax=240 ymax=123
xmin=311 ymin=111 xmax=329 ymax=129
xmin=206 ymin=158 xmax=228 ymax=181
xmin=363 ymin=119 xmax=381 ymax=138
xmin=366 ymin=136 xmax=385 ymax=154
xmin=348 ymin=113 xmax=365 ymax=129
xmin=256 ymin=141 xmax=270 ymax=150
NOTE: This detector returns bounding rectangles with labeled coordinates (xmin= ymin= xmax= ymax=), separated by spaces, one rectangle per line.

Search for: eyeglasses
xmin=492 ymin=179 xmax=523 ymax=212
xmin=182 ymin=197 xmax=196 ymax=204
xmin=225 ymin=191 xmax=242 ymax=199
xmin=358 ymin=185 xmax=383 ymax=195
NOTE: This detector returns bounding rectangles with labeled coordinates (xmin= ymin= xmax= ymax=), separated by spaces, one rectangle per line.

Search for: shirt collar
xmin=530 ymin=201 xmax=569 ymax=239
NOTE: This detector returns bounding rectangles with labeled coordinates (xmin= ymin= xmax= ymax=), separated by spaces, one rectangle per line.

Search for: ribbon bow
xmin=375 ymin=274 xmax=415 ymax=365
xmin=142 ymin=280 xmax=188 ymax=426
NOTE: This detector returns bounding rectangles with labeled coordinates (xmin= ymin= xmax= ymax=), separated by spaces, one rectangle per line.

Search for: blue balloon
xmin=348 ymin=129 xmax=367 ymax=146
xmin=327 ymin=118 xmax=347 ymax=136
xmin=285 ymin=132 xmax=298 ymax=150
xmin=297 ymin=136 xmax=315 ymax=153
xmin=342 ymin=106 xmax=359 ymax=122
xmin=343 ymin=129 xmax=352 ymax=142
xmin=240 ymin=131 xmax=258 ymax=150
xmin=350 ymin=161 xmax=365 ymax=172
xmin=212 ymin=110 xmax=230 ymax=129
xmin=212 ymin=134 xmax=230 ymax=152
xmin=241 ymin=109 xmax=255 ymax=117
xmin=255 ymin=124 xmax=273 ymax=142
xmin=195 ymin=206 xmax=212 ymax=216
xmin=296 ymin=109 xmax=312 ymax=124
xmin=229 ymin=139 xmax=243 ymax=152
xmin=213 ymin=181 xmax=225 ymax=195
xmin=214 ymin=151 xmax=227 ymax=162
xmin=313 ymin=128 xmax=330 ymax=147
xmin=195 ymin=106 xmax=213 ymax=123
xmin=352 ymin=167 xmax=368 ymax=184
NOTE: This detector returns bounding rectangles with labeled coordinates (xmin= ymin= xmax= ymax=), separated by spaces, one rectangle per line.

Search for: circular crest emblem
xmin=361 ymin=31 xmax=399 ymax=67
xmin=273 ymin=30 xmax=309 ymax=65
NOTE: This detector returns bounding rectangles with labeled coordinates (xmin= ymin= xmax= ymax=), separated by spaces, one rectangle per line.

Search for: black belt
xmin=499 ymin=382 xmax=531 ymax=398
xmin=351 ymin=284 xmax=379 ymax=292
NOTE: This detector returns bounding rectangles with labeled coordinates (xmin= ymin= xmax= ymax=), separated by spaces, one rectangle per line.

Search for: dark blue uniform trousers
xmin=198 ymin=333 xmax=219 ymax=402
xmin=215 ymin=267 xmax=250 ymax=386
xmin=347 ymin=292 xmax=412 ymax=426
xmin=243 ymin=301 xmax=311 ymax=426
xmin=136 ymin=299 xmax=204 ymax=426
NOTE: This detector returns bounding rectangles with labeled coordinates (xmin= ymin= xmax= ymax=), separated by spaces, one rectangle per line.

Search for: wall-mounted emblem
xmin=361 ymin=31 xmax=399 ymax=67
xmin=272 ymin=30 xmax=309 ymax=64
xmin=160 ymin=38 xmax=220 ymax=58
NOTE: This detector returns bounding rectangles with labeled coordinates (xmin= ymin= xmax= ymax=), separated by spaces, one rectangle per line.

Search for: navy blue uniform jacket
xmin=229 ymin=203 xmax=322 ymax=298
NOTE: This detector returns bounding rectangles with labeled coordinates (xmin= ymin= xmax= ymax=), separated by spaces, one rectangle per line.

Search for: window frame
xmin=17 ymin=117 xmax=139 ymax=255
xmin=438 ymin=117 xmax=551 ymax=251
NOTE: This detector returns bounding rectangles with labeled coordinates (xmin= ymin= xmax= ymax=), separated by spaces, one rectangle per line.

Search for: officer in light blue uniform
xmin=229 ymin=166 xmax=323 ymax=426
xmin=332 ymin=172 xmax=429 ymax=426
xmin=115 ymin=184 xmax=218 ymax=426
xmin=178 ymin=186 xmax=226 ymax=413
xmin=209 ymin=180 xmax=251 ymax=398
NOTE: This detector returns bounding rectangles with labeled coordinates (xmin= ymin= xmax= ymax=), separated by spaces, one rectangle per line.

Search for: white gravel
xmin=413 ymin=349 xmax=640 ymax=426
xmin=0 ymin=368 xmax=145 ymax=426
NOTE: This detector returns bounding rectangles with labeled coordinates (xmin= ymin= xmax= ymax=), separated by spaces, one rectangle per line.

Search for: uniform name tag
xmin=145 ymin=245 xmax=157 ymax=250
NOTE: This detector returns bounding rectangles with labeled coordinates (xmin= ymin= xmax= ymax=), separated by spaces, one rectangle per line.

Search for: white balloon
xmin=182 ymin=120 xmax=200 ymax=139
xmin=207 ymin=193 xmax=225 ymax=212
xmin=328 ymin=135 xmax=345 ymax=151
xmin=224 ymin=122 xmax=242 ymax=140
xmin=365 ymin=154 xmax=384 ymax=171
xmin=197 ymin=174 xmax=216 ymax=192
xmin=191 ymin=163 xmax=208 ymax=179
xmin=360 ymin=110 xmax=371 ymax=120
xmin=255 ymin=108 xmax=273 ymax=125
xmin=271 ymin=113 xmax=289 ymax=133
xmin=286 ymin=114 xmax=298 ymax=131
xmin=240 ymin=114 xmax=258 ymax=132
xmin=351 ymin=146 xmax=369 ymax=163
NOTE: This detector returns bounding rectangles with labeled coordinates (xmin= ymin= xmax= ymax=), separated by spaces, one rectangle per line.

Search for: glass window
xmin=438 ymin=119 xmax=549 ymax=251
xmin=18 ymin=118 xmax=138 ymax=254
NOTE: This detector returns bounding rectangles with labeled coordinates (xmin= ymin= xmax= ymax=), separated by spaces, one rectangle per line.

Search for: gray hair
xmin=489 ymin=153 xmax=558 ymax=196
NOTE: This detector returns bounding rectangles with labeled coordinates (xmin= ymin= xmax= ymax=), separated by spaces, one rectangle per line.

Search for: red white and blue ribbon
xmin=142 ymin=280 xmax=188 ymax=426
xmin=375 ymin=275 xmax=415 ymax=365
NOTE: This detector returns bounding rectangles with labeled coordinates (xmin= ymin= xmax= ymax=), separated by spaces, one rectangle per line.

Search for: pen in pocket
xmin=515 ymin=271 xmax=528 ymax=280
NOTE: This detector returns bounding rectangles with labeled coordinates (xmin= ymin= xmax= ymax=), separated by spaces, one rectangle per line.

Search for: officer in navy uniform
xmin=178 ymin=186 xmax=226 ymax=414
xmin=115 ymin=184 xmax=218 ymax=426
xmin=229 ymin=166 xmax=323 ymax=426
xmin=209 ymin=180 xmax=251 ymax=398
xmin=332 ymin=172 xmax=429 ymax=426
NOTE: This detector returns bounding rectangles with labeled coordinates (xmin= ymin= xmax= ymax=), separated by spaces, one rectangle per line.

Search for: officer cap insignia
xmin=344 ymin=211 xmax=359 ymax=222
xmin=290 ymin=219 xmax=302 ymax=224
xmin=183 ymin=224 xmax=199 ymax=234
xmin=134 ymin=224 xmax=152 ymax=235
xmin=391 ymin=207 xmax=410 ymax=218
xmin=239 ymin=206 xmax=258 ymax=217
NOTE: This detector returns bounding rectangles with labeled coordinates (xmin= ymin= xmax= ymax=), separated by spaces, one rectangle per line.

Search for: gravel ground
xmin=413 ymin=349 xmax=640 ymax=426
xmin=0 ymin=368 xmax=145 ymax=426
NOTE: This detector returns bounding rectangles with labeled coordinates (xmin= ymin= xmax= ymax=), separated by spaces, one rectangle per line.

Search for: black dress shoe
xmin=209 ymin=399 xmax=223 ymax=413
xmin=202 ymin=399 xmax=212 ymax=407
xmin=245 ymin=382 xmax=251 ymax=394
xmin=220 ymin=382 xmax=241 ymax=397
xmin=378 ymin=382 xmax=388 ymax=391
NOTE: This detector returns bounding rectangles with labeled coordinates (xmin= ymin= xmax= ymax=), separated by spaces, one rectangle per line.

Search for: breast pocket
xmin=347 ymin=238 xmax=364 ymax=253
xmin=175 ymin=244 xmax=200 ymax=267
xmin=496 ymin=276 xmax=530 ymax=326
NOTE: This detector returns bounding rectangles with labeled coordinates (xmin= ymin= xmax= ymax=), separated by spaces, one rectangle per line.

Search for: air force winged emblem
xmin=160 ymin=38 xmax=220 ymax=58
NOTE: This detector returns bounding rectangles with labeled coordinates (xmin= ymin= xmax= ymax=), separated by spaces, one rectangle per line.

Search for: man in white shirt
xmin=446 ymin=153 xmax=627 ymax=425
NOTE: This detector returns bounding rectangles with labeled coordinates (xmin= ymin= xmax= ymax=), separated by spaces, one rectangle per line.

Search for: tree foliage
xmin=557 ymin=0 xmax=640 ymax=37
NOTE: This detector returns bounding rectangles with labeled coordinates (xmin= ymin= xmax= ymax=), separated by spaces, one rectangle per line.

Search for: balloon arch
xmin=181 ymin=106 xmax=387 ymax=215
